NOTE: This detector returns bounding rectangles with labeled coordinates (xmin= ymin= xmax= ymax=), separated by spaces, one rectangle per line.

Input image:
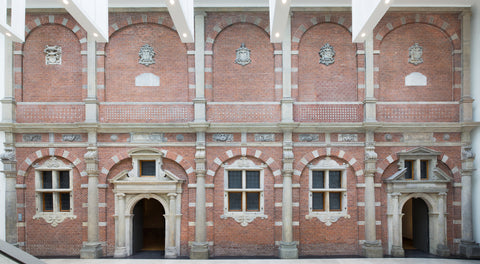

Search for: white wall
xmin=0 ymin=34 xmax=5 ymax=241
xmin=471 ymin=1 xmax=480 ymax=243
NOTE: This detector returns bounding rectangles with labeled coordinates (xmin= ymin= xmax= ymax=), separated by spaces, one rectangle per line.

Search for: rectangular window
xmin=59 ymin=171 xmax=69 ymax=188
xmin=37 ymin=170 xmax=72 ymax=213
xmin=140 ymin=161 xmax=156 ymax=176
xmin=312 ymin=192 xmax=324 ymax=211
xmin=42 ymin=171 xmax=52 ymax=189
xmin=59 ymin=192 xmax=70 ymax=211
xmin=405 ymin=160 xmax=414 ymax=180
xmin=43 ymin=193 xmax=53 ymax=212
xmin=310 ymin=169 xmax=346 ymax=213
xmin=226 ymin=170 xmax=262 ymax=213
xmin=420 ymin=160 xmax=428 ymax=179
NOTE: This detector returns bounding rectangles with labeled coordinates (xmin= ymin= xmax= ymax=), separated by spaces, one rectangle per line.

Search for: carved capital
xmin=0 ymin=149 xmax=16 ymax=162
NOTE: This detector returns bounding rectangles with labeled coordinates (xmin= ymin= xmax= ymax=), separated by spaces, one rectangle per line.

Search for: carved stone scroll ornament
xmin=462 ymin=146 xmax=475 ymax=160
xmin=0 ymin=149 xmax=15 ymax=161
xmin=220 ymin=213 xmax=268 ymax=227
xmin=319 ymin=43 xmax=335 ymax=66
xmin=33 ymin=213 xmax=77 ymax=227
xmin=138 ymin=44 xmax=156 ymax=66
xmin=234 ymin=43 xmax=251 ymax=66
xmin=44 ymin=45 xmax=62 ymax=65
xmin=305 ymin=213 xmax=350 ymax=226
xmin=62 ymin=134 xmax=82 ymax=142
xmin=408 ymin=43 xmax=423 ymax=65
xmin=213 ymin=133 xmax=233 ymax=142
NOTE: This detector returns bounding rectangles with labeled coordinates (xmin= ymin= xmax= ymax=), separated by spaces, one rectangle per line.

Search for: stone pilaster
xmin=279 ymin=129 xmax=298 ymax=258
xmin=85 ymin=34 xmax=98 ymax=123
xmin=113 ymin=193 xmax=127 ymax=258
xmin=459 ymin=131 xmax=480 ymax=258
xmin=1 ymin=144 xmax=17 ymax=245
xmin=363 ymin=130 xmax=383 ymax=257
xmin=190 ymin=131 xmax=209 ymax=259
xmin=436 ymin=192 xmax=450 ymax=257
xmin=281 ymin=13 xmax=293 ymax=123
xmin=389 ymin=192 xmax=404 ymax=257
xmin=460 ymin=11 xmax=473 ymax=122
xmin=1 ymin=34 xmax=15 ymax=124
xmin=194 ymin=12 xmax=206 ymax=123
xmin=364 ymin=33 xmax=377 ymax=123
xmin=165 ymin=193 xmax=177 ymax=258
xmin=80 ymin=146 xmax=102 ymax=259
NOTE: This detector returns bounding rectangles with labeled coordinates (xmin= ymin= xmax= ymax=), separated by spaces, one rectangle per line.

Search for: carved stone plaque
xmin=319 ymin=43 xmax=335 ymax=66
xmin=255 ymin=134 xmax=274 ymax=142
xmin=338 ymin=134 xmax=357 ymax=142
xmin=408 ymin=43 xmax=423 ymax=65
xmin=23 ymin=134 xmax=42 ymax=142
xmin=213 ymin=134 xmax=233 ymax=142
xmin=44 ymin=45 xmax=62 ymax=65
xmin=139 ymin=44 xmax=156 ymax=66
xmin=299 ymin=134 xmax=319 ymax=142
xmin=62 ymin=134 xmax=82 ymax=142
xmin=234 ymin=43 xmax=251 ymax=66
xmin=131 ymin=133 xmax=166 ymax=142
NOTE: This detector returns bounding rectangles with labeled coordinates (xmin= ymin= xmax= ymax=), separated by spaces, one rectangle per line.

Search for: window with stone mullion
xmin=227 ymin=170 xmax=261 ymax=212
xmin=311 ymin=170 xmax=343 ymax=212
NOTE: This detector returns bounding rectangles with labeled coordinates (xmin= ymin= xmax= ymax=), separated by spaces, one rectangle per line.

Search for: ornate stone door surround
xmin=384 ymin=147 xmax=451 ymax=257
xmin=110 ymin=148 xmax=184 ymax=258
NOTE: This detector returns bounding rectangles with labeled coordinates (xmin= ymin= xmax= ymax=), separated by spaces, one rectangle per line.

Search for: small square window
xmin=140 ymin=161 xmax=156 ymax=176
xmin=42 ymin=171 xmax=52 ymax=189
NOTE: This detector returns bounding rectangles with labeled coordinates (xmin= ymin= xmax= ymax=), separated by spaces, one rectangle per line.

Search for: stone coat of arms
xmin=235 ymin=43 xmax=251 ymax=66
xmin=319 ymin=43 xmax=335 ymax=66
xmin=139 ymin=44 xmax=156 ymax=66
xmin=408 ymin=43 xmax=423 ymax=65
xmin=44 ymin=45 xmax=62 ymax=65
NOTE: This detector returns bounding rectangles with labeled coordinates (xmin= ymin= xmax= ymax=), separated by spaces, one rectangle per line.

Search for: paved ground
xmin=41 ymin=258 xmax=480 ymax=264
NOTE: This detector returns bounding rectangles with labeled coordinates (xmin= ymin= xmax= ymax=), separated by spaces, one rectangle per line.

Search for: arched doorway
xmin=402 ymin=198 xmax=429 ymax=253
xmin=132 ymin=199 xmax=166 ymax=254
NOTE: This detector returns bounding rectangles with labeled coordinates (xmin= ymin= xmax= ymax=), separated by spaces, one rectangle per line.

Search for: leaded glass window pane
xmin=42 ymin=171 xmax=52 ymax=189
xmin=246 ymin=171 xmax=260 ymax=189
xmin=228 ymin=171 xmax=242 ymax=188
xmin=246 ymin=192 xmax=260 ymax=211
xmin=60 ymin=193 xmax=70 ymax=211
xmin=312 ymin=171 xmax=324 ymax=189
xmin=141 ymin=161 xmax=156 ymax=176
xmin=405 ymin=160 xmax=414 ymax=179
xmin=420 ymin=160 xmax=428 ymax=179
xmin=329 ymin=192 xmax=341 ymax=211
xmin=59 ymin=171 xmax=69 ymax=189
xmin=228 ymin=192 xmax=242 ymax=211
xmin=329 ymin=171 xmax=341 ymax=188
xmin=312 ymin=192 xmax=324 ymax=211
xmin=43 ymin=193 xmax=53 ymax=211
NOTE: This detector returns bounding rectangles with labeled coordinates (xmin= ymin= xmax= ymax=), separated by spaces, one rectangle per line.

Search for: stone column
xmin=113 ymin=193 xmax=127 ymax=258
xmin=459 ymin=136 xmax=480 ymax=257
xmin=281 ymin=13 xmax=293 ymax=123
xmin=364 ymin=32 xmax=377 ymax=123
xmin=1 ymin=33 xmax=15 ymax=124
xmin=1 ymin=144 xmax=17 ymax=245
xmin=363 ymin=130 xmax=383 ymax=257
xmin=194 ymin=12 xmax=206 ymax=123
xmin=436 ymin=192 xmax=449 ymax=256
xmin=460 ymin=11 xmax=473 ymax=122
xmin=279 ymin=129 xmax=297 ymax=258
xmin=165 ymin=193 xmax=177 ymax=258
xmin=85 ymin=34 xmax=98 ymax=123
xmin=390 ymin=192 xmax=404 ymax=257
xmin=80 ymin=147 xmax=102 ymax=258
xmin=190 ymin=131 xmax=209 ymax=259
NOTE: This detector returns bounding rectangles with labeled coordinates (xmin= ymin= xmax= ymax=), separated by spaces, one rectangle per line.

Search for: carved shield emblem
xmin=139 ymin=44 xmax=156 ymax=66
xmin=319 ymin=43 xmax=335 ymax=66
xmin=44 ymin=45 xmax=62 ymax=65
xmin=235 ymin=43 xmax=251 ymax=66
xmin=408 ymin=43 xmax=423 ymax=65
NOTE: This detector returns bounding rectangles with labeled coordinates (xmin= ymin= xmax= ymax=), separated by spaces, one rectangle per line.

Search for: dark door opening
xmin=132 ymin=198 xmax=166 ymax=254
xmin=402 ymin=198 xmax=430 ymax=254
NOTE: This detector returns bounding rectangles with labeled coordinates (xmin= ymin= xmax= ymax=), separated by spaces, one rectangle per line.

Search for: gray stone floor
xmin=41 ymin=258 xmax=480 ymax=264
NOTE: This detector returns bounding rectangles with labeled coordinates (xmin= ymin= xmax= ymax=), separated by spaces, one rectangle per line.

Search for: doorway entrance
xmin=132 ymin=199 xmax=165 ymax=253
xmin=402 ymin=198 xmax=429 ymax=253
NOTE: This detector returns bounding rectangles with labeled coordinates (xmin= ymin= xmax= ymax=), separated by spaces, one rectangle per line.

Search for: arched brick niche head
xmin=213 ymin=23 xmax=274 ymax=102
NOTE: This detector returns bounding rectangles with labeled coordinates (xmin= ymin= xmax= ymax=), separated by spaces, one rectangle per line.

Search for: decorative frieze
xmin=138 ymin=44 xmax=156 ymax=66
xmin=23 ymin=134 xmax=42 ymax=142
xmin=131 ymin=133 xmax=166 ymax=143
xmin=62 ymin=134 xmax=82 ymax=142
xmin=338 ymin=134 xmax=358 ymax=142
xmin=44 ymin=45 xmax=62 ymax=65
xmin=319 ymin=43 xmax=335 ymax=66
xmin=299 ymin=134 xmax=319 ymax=142
xmin=213 ymin=134 xmax=233 ymax=142
xmin=235 ymin=43 xmax=251 ymax=66
xmin=408 ymin=43 xmax=423 ymax=65
xmin=255 ymin=134 xmax=275 ymax=142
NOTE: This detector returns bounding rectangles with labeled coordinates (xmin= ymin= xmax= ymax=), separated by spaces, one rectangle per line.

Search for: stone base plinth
xmin=113 ymin=247 xmax=127 ymax=258
xmin=363 ymin=241 xmax=383 ymax=258
xmin=165 ymin=246 xmax=177 ymax=258
xmin=436 ymin=244 xmax=450 ymax=257
xmin=391 ymin=245 xmax=404 ymax=257
xmin=279 ymin=241 xmax=298 ymax=259
xmin=190 ymin=242 xmax=209 ymax=259
xmin=80 ymin=243 xmax=103 ymax=259
xmin=459 ymin=240 xmax=480 ymax=258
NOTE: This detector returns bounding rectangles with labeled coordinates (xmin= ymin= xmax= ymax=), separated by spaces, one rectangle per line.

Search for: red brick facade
xmin=8 ymin=9 xmax=468 ymax=258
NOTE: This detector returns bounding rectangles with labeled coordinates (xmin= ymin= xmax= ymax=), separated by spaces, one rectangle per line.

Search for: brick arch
xmin=206 ymin=148 xmax=282 ymax=178
xmin=292 ymin=15 xmax=352 ymax=50
xmin=205 ymin=15 xmax=270 ymax=51
xmin=376 ymin=148 xmax=461 ymax=179
xmin=375 ymin=14 xmax=460 ymax=49
xmin=17 ymin=148 xmax=86 ymax=184
xmin=108 ymin=13 xmax=176 ymax=38
xmin=293 ymin=148 xmax=363 ymax=177
xmin=100 ymin=148 xmax=195 ymax=182
xmin=22 ymin=14 xmax=87 ymax=49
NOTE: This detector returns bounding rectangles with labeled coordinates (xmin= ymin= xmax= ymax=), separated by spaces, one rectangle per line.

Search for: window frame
xmin=226 ymin=170 xmax=262 ymax=212
xmin=400 ymin=157 xmax=433 ymax=181
xmin=306 ymin=158 xmax=349 ymax=225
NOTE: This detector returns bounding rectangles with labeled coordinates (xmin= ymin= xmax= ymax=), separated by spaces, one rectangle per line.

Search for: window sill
xmin=33 ymin=212 xmax=77 ymax=227
xmin=220 ymin=211 xmax=268 ymax=227
xmin=305 ymin=211 xmax=350 ymax=226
